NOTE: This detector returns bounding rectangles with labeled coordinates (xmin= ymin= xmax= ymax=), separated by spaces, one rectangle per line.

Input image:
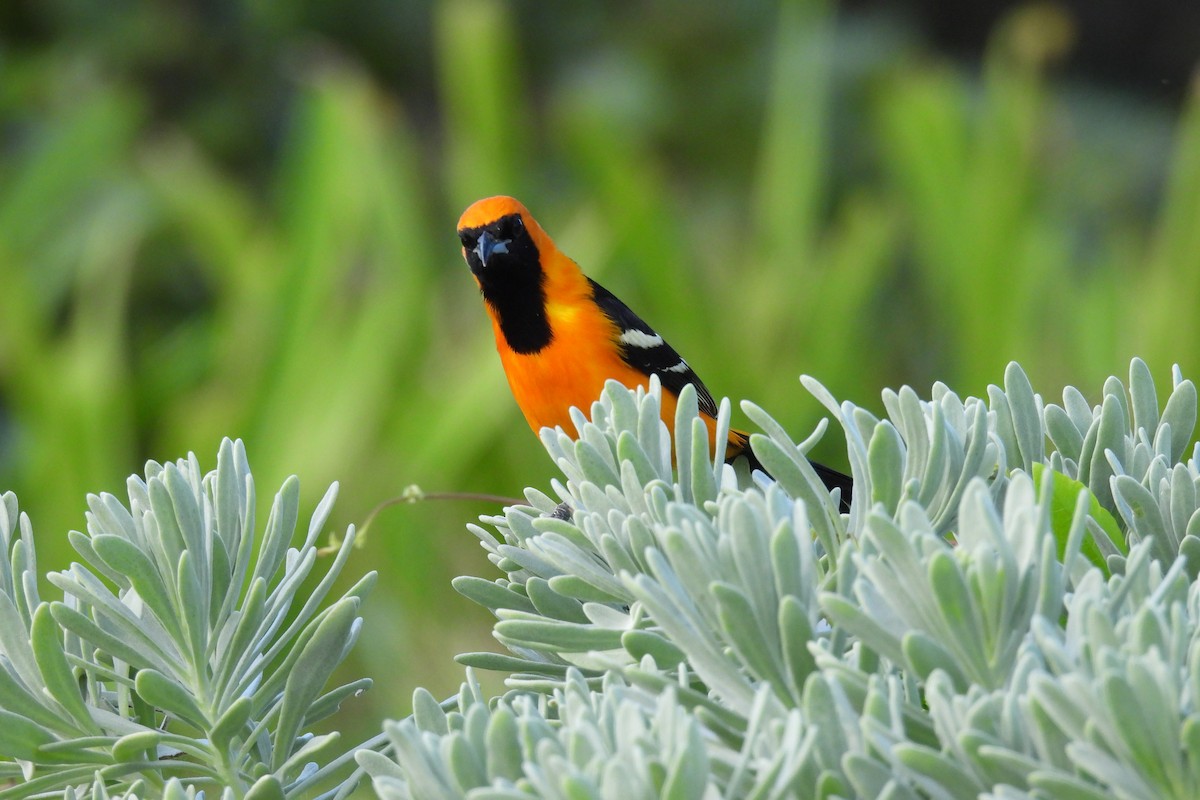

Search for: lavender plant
xmin=362 ymin=359 xmax=1200 ymax=800
xmin=0 ymin=439 xmax=372 ymax=798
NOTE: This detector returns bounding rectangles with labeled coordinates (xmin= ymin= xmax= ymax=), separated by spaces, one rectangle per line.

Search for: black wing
xmin=589 ymin=279 xmax=854 ymax=510
xmin=587 ymin=278 xmax=720 ymax=418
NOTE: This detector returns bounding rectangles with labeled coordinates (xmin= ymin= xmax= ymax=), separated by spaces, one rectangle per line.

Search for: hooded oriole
xmin=457 ymin=195 xmax=852 ymax=507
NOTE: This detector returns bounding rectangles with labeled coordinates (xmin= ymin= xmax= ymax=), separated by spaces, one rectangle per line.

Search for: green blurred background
xmin=1 ymin=0 xmax=1198 ymax=753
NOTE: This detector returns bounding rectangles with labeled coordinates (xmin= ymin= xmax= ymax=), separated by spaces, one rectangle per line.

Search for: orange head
xmin=456 ymin=196 xmax=557 ymax=280
xmin=457 ymin=195 xmax=532 ymax=232
xmin=457 ymin=196 xmax=575 ymax=354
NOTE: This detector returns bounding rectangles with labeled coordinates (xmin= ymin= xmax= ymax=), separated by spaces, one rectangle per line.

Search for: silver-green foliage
xmin=0 ymin=438 xmax=373 ymax=798
xmin=363 ymin=358 xmax=1200 ymax=799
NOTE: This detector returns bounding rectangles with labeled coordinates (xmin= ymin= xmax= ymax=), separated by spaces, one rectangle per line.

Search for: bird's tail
xmin=726 ymin=429 xmax=853 ymax=512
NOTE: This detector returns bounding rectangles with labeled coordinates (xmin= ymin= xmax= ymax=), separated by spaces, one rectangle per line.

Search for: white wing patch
xmin=619 ymin=329 xmax=665 ymax=348
xmin=664 ymin=360 xmax=691 ymax=373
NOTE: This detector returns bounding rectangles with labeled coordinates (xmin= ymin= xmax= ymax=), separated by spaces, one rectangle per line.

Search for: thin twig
xmin=317 ymin=485 xmax=524 ymax=556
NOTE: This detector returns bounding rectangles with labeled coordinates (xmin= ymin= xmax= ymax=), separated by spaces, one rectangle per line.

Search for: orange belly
xmin=493 ymin=319 xmax=727 ymax=455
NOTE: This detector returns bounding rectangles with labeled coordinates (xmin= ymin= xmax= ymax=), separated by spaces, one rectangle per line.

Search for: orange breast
xmin=489 ymin=299 xmax=726 ymax=454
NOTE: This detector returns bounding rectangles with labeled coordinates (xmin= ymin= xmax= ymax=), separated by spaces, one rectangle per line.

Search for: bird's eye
xmin=459 ymin=231 xmax=475 ymax=248
xmin=510 ymin=215 xmax=525 ymax=234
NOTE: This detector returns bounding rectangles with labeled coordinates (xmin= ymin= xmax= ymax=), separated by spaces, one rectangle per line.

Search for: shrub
xmin=2 ymin=358 xmax=1198 ymax=798
xmin=0 ymin=439 xmax=372 ymax=798
xmin=362 ymin=359 xmax=1200 ymax=800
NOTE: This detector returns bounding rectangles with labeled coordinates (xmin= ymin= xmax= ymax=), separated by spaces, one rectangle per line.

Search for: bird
xmin=456 ymin=195 xmax=852 ymax=509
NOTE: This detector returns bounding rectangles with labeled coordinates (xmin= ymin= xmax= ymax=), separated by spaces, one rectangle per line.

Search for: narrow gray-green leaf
xmin=0 ymin=591 xmax=41 ymax=694
xmin=1161 ymin=379 xmax=1198 ymax=462
xmin=90 ymin=535 xmax=183 ymax=644
xmin=164 ymin=462 xmax=208 ymax=599
xmin=902 ymin=631 xmax=969 ymax=690
xmin=779 ymin=595 xmax=818 ymax=699
xmin=663 ymin=719 xmax=709 ymax=800
xmin=243 ymin=775 xmax=286 ymax=800
xmin=31 ymin=604 xmax=99 ymax=734
xmin=0 ymin=707 xmax=57 ymax=762
xmin=622 ymin=630 xmax=687 ymax=670
xmin=712 ymin=582 xmax=788 ymax=696
xmin=1127 ymin=358 xmax=1159 ymax=436
xmin=302 ymin=678 xmax=373 ymax=728
xmin=867 ymin=421 xmax=905 ymax=513
xmin=1005 ymin=362 xmax=1044 ymax=472
xmin=411 ymin=686 xmax=449 ymax=734
xmin=112 ymin=730 xmax=162 ymax=763
xmin=272 ymin=597 xmax=360 ymax=769
xmin=454 ymin=652 xmax=570 ymax=675
xmin=494 ymin=618 xmax=623 ymax=652
xmin=453 ymin=576 xmax=537 ymax=614
xmin=134 ymin=668 xmax=207 ymax=729
xmin=176 ymin=550 xmax=208 ymax=670
xmin=209 ymin=696 xmax=253 ymax=752
xmin=525 ymin=577 xmax=588 ymax=623
xmin=484 ymin=705 xmax=522 ymax=782
xmin=49 ymin=602 xmax=179 ymax=676
xmin=252 ymin=476 xmax=301 ymax=589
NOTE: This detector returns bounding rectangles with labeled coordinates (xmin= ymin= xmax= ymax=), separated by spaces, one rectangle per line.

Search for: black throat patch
xmin=483 ymin=270 xmax=552 ymax=355
xmin=460 ymin=215 xmax=553 ymax=354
